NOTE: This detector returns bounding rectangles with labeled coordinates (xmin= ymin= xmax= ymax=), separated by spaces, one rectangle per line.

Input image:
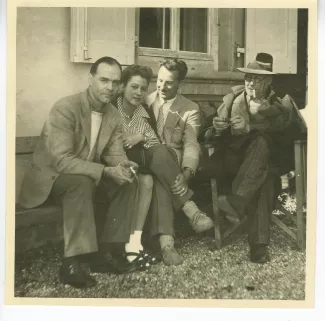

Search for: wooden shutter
xmin=245 ymin=9 xmax=298 ymax=74
xmin=70 ymin=8 xmax=135 ymax=65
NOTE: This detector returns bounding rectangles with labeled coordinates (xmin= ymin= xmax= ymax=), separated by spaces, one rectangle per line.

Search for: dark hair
xmin=121 ymin=64 xmax=153 ymax=86
xmin=159 ymin=58 xmax=188 ymax=81
xmin=90 ymin=56 xmax=122 ymax=75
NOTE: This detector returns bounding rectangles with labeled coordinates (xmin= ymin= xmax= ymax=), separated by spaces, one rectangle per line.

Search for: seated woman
xmin=116 ymin=64 xmax=214 ymax=266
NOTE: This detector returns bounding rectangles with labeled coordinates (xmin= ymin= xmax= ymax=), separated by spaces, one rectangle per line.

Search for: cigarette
xmin=130 ymin=166 xmax=138 ymax=181
xmin=253 ymin=89 xmax=256 ymax=99
xmin=130 ymin=166 xmax=136 ymax=175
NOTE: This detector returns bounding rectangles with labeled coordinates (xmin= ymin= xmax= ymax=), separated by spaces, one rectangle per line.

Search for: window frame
xmin=138 ymin=8 xmax=216 ymax=62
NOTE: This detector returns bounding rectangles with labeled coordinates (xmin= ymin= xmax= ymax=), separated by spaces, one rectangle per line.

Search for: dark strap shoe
xmin=59 ymin=260 xmax=96 ymax=288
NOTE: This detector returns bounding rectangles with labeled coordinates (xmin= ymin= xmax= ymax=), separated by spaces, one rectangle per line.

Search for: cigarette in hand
xmin=253 ymin=89 xmax=256 ymax=99
xmin=130 ymin=166 xmax=138 ymax=180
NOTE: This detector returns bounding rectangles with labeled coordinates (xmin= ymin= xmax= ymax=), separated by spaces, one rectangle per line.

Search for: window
xmin=179 ymin=9 xmax=208 ymax=53
xmin=139 ymin=8 xmax=209 ymax=54
xmin=139 ymin=8 xmax=171 ymax=49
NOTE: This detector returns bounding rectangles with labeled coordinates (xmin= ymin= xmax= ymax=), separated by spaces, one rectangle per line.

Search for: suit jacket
xmin=146 ymin=91 xmax=201 ymax=173
xmin=19 ymin=90 xmax=128 ymax=208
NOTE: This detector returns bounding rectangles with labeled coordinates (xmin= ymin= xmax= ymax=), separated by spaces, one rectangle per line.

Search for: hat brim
xmin=237 ymin=67 xmax=276 ymax=75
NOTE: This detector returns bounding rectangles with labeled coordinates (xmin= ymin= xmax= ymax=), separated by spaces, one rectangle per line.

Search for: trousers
xmin=50 ymin=174 xmax=138 ymax=257
xmin=143 ymin=144 xmax=193 ymax=237
xmin=210 ymin=132 xmax=281 ymax=245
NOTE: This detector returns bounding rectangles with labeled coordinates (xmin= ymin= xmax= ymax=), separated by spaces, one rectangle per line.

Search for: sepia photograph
xmin=6 ymin=2 xmax=317 ymax=307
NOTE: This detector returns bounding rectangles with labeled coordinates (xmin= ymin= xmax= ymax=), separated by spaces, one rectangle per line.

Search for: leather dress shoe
xmin=59 ymin=260 xmax=96 ymax=288
xmin=250 ymin=244 xmax=270 ymax=264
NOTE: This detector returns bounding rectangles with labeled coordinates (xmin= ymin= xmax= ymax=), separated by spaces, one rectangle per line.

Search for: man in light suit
xmin=19 ymin=57 xmax=139 ymax=288
xmin=145 ymin=58 xmax=214 ymax=265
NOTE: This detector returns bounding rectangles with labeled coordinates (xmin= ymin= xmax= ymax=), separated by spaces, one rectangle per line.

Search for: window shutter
xmin=245 ymin=9 xmax=298 ymax=74
xmin=70 ymin=8 xmax=135 ymax=65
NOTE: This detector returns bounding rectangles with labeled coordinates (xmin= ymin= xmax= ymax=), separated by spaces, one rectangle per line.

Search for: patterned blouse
xmin=116 ymin=96 xmax=160 ymax=149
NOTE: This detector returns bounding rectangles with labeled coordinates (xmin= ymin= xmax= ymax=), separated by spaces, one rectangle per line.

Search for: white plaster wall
xmin=16 ymin=7 xmax=91 ymax=137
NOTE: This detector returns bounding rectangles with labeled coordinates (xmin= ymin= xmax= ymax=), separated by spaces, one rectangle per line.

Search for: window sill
xmin=138 ymin=47 xmax=214 ymax=61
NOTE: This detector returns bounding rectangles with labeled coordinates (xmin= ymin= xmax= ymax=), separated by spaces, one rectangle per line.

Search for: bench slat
xmin=15 ymin=203 xmax=62 ymax=229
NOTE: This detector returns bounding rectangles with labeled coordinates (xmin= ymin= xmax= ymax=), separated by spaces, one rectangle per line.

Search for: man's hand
xmin=103 ymin=165 xmax=134 ymax=186
xmin=123 ymin=134 xmax=144 ymax=149
xmin=212 ymin=116 xmax=230 ymax=132
xmin=230 ymin=115 xmax=246 ymax=130
xmin=249 ymin=99 xmax=262 ymax=115
xmin=171 ymin=172 xmax=189 ymax=197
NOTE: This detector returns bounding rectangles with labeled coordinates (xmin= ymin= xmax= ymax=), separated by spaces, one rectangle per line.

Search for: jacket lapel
xmin=80 ymin=91 xmax=91 ymax=146
xmin=146 ymin=90 xmax=158 ymax=107
xmin=144 ymin=104 xmax=158 ymax=133
xmin=164 ymin=95 xmax=182 ymax=142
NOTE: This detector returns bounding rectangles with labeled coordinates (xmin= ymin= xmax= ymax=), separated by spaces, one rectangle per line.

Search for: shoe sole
xmin=193 ymin=221 xmax=214 ymax=233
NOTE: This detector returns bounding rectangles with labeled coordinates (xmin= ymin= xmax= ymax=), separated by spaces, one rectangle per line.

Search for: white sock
xmin=182 ymin=200 xmax=199 ymax=220
xmin=125 ymin=231 xmax=143 ymax=262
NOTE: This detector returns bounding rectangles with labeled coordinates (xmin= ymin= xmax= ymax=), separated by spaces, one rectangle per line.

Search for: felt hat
xmin=237 ymin=52 xmax=276 ymax=75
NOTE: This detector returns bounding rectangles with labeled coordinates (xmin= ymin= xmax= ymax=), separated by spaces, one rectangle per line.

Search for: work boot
xmin=189 ymin=211 xmax=214 ymax=233
xmin=159 ymin=235 xmax=183 ymax=266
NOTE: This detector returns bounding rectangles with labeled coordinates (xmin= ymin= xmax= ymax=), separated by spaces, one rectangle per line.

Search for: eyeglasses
xmin=244 ymin=75 xmax=265 ymax=83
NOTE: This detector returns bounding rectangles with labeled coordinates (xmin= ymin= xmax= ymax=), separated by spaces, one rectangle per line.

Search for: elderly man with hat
xmin=204 ymin=53 xmax=297 ymax=263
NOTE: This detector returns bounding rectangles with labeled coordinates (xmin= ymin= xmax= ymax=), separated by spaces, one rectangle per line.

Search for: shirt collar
xmin=117 ymin=96 xmax=150 ymax=119
xmin=159 ymin=94 xmax=178 ymax=106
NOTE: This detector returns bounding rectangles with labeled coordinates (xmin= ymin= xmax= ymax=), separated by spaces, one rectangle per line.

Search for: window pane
xmin=139 ymin=8 xmax=170 ymax=49
xmin=180 ymin=8 xmax=208 ymax=53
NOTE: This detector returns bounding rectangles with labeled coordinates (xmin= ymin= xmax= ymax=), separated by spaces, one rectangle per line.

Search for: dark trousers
xmin=50 ymin=174 xmax=138 ymax=258
xmin=144 ymin=144 xmax=193 ymax=237
xmin=211 ymin=133 xmax=281 ymax=245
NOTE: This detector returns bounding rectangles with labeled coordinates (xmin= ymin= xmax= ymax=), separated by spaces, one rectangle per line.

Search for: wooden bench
xmin=15 ymin=136 xmax=63 ymax=253
xmin=271 ymin=139 xmax=307 ymax=250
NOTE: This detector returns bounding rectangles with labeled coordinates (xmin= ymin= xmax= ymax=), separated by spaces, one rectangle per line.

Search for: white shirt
xmin=87 ymin=111 xmax=103 ymax=160
xmin=153 ymin=95 xmax=178 ymax=124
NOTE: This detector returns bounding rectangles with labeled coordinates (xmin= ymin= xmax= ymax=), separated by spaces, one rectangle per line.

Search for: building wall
xmin=16 ymin=8 xmax=90 ymax=137
xmin=16 ymin=7 xmax=307 ymax=138
xmin=16 ymin=7 xmax=245 ymax=137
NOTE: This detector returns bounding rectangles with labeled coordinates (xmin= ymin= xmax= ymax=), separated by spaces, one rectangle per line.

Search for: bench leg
xmin=211 ymin=177 xmax=222 ymax=249
xmin=208 ymin=147 xmax=222 ymax=249
xmin=294 ymin=142 xmax=306 ymax=251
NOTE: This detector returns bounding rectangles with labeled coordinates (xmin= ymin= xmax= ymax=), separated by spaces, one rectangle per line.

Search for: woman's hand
xmin=123 ymin=133 xmax=144 ymax=149
xmin=171 ymin=172 xmax=189 ymax=197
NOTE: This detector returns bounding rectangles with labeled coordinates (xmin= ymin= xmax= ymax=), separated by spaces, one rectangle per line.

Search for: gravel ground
xmin=14 ymin=224 xmax=305 ymax=300
xmin=14 ymin=184 xmax=305 ymax=300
